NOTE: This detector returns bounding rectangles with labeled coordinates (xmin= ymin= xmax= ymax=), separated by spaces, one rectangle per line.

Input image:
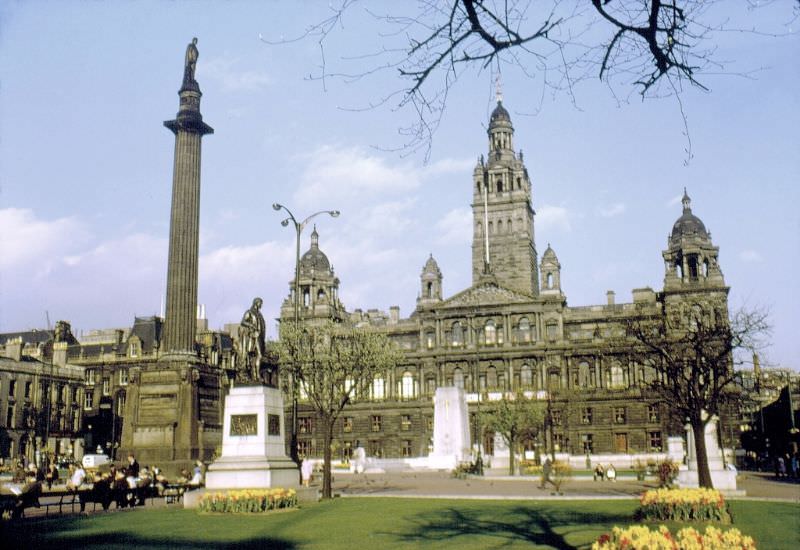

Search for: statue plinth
xmin=202 ymin=385 xmax=298 ymax=492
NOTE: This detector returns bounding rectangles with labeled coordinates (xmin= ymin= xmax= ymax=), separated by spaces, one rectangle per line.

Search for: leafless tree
xmin=618 ymin=305 xmax=770 ymax=488
xmin=262 ymin=1 xmax=794 ymax=159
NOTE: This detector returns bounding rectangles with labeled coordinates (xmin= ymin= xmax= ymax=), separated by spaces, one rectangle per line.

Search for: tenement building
xmin=281 ymin=98 xmax=735 ymax=462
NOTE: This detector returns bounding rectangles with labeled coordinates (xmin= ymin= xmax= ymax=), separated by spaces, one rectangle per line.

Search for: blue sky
xmin=1 ymin=2 xmax=797 ymax=370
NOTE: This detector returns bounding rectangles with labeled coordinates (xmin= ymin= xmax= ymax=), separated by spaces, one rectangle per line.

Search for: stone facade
xmin=283 ymin=99 xmax=736 ymax=462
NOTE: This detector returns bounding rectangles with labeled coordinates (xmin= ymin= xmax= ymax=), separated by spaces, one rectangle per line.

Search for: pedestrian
xmin=777 ymin=456 xmax=786 ymax=478
xmin=539 ymin=457 xmax=556 ymax=489
xmin=301 ymin=458 xmax=313 ymax=487
xmin=45 ymin=463 xmax=59 ymax=490
xmin=66 ymin=463 xmax=87 ymax=493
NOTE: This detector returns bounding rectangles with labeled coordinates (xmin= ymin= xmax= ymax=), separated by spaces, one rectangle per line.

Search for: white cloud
xmin=435 ymin=207 xmax=472 ymax=245
xmin=536 ymin=204 xmax=572 ymax=232
xmin=667 ymin=193 xmax=683 ymax=207
xmin=598 ymin=203 xmax=626 ymax=218
xmin=739 ymin=249 xmax=763 ymax=263
xmin=0 ymin=208 xmax=89 ymax=271
xmin=201 ymin=56 xmax=270 ymax=92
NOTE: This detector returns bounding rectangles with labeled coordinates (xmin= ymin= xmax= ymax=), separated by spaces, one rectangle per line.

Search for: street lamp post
xmin=272 ymin=203 xmax=340 ymax=465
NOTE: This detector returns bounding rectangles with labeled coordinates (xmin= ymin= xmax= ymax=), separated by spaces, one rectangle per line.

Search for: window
xmin=546 ymin=322 xmax=558 ymax=341
xmin=609 ymin=364 xmax=625 ymax=389
xmin=102 ymin=378 xmax=110 ymax=396
xmin=486 ymin=366 xmax=498 ymax=389
xmin=6 ymin=405 xmax=15 ymax=428
xmin=553 ymin=433 xmax=564 ymax=452
xmin=129 ymin=340 xmax=140 ymax=358
xmin=58 ymin=384 xmax=66 ymax=403
xmin=115 ymin=392 xmax=126 ymax=415
xmin=400 ymin=372 xmax=415 ymax=399
xmin=343 ymin=417 xmax=353 ymax=433
xmin=24 ymin=382 xmax=32 ymax=399
xmin=8 ymin=380 xmax=16 ymax=398
xmin=72 ymin=387 xmax=79 ymax=404
xmin=425 ymin=376 xmax=436 ymax=396
xmin=484 ymin=320 xmax=497 ymax=344
xmin=453 ymin=368 xmax=464 ymax=389
xmin=368 ymin=440 xmax=382 ymax=458
xmin=85 ymin=369 xmax=95 ymax=385
xmin=371 ymin=415 xmax=382 ymax=432
xmin=579 ymin=361 xmax=591 ymax=388
xmin=649 ymin=431 xmax=663 ymax=451
xmin=425 ymin=416 xmax=433 ymax=431
xmin=400 ymin=415 xmax=412 ymax=431
xmin=119 ymin=369 xmax=129 ymax=385
xmin=451 ymin=322 xmax=463 ymax=346
xmin=518 ymin=318 xmax=531 ymax=342
xmin=401 ymin=440 xmax=413 ymax=457
xmin=298 ymin=440 xmax=313 ymax=458
xmin=299 ymin=417 xmax=313 ymax=434
xmin=614 ymin=407 xmax=627 ymax=424
xmin=372 ymin=377 xmax=385 ymax=400
xmin=520 ymin=365 xmax=532 ymax=388
xmin=551 ymin=410 xmax=563 ymax=426
xmin=581 ymin=408 xmax=593 ymax=425
xmin=341 ymin=441 xmax=353 ymax=461
xmin=84 ymin=391 xmax=94 ymax=409
xmin=425 ymin=331 xmax=435 ymax=349
xmin=648 ymin=405 xmax=660 ymax=423
xmin=546 ymin=273 xmax=553 ymax=288
xmin=581 ymin=434 xmax=594 ymax=454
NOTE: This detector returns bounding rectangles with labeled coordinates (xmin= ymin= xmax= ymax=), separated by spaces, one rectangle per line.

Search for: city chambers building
xmin=281 ymin=98 xmax=734 ymax=462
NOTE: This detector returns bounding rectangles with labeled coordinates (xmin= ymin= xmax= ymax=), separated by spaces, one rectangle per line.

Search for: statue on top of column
xmin=183 ymin=37 xmax=199 ymax=87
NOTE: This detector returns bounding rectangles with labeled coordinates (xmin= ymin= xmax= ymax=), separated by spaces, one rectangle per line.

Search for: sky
xmin=1 ymin=2 xmax=798 ymax=370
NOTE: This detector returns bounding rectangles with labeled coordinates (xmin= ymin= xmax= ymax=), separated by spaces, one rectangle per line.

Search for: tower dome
xmin=489 ymin=101 xmax=512 ymax=127
xmin=299 ymin=226 xmax=331 ymax=273
xmin=670 ymin=189 xmax=709 ymax=244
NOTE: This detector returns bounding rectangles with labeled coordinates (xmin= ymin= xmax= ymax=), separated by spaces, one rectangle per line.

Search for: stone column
xmin=162 ymin=41 xmax=214 ymax=355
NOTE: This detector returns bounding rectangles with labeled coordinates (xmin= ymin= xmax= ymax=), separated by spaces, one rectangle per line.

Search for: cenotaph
xmin=676 ymin=413 xmax=738 ymax=491
xmin=428 ymin=387 xmax=471 ymax=469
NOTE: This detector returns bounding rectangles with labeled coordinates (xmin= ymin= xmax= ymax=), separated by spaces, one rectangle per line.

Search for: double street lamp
xmin=272 ymin=203 xmax=340 ymax=465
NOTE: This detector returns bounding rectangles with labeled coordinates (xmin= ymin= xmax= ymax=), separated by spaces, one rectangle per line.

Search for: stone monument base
xmin=203 ymin=384 xmax=299 ymax=494
xmin=676 ymin=467 xmax=741 ymax=493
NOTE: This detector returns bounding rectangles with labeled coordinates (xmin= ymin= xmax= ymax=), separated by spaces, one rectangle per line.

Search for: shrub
xmin=451 ymin=459 xmax=483 ymax=479
xmin=197 ymin=488 xmax=297 ymax=513
xmin=551 ymin=460 xmax=572 ymax=492
xmin=593 ymin=525 xmax=756 ymax=550
xmin=658 ymin=460 xmax=680 ymax=488
xmin=520 ymin=460 xmax=542 ymax=476
xmin=637 ymin=488 xmax=730 ymax=523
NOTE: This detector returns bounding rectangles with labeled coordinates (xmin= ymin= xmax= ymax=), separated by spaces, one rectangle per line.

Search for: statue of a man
xmin=183 ymin=37 xmax=199 ymax=85
xmin=238 ymin=297 xmax=266 ymax=380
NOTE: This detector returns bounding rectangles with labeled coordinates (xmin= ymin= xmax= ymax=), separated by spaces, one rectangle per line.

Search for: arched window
xmin=425 ymin=330 xmax=435 ymax=349
xmin=518 ymin=317 xmax=531 ymax=342
xmin=488 ymin=221 xmax=493 ymax=234
xmin=400 ymin=372 xmax=415 ymax=399
xmin=497 ymin=220 xmax=503 ymax=233
xmin=487 ymin=366 xmax=498 ymax=389
xmin=507 ymin=218 xmax=512 ymax=232
xmin=372 ymin=376 xmax=385 ymax=400
xmin=317 ymin=288 xmax=326 ymax=300
xmin=609 ymin=364 xmax=625 ymax=389
xmin=675 ymin=259 xmax=683 ymax=279
xmin=520 ymin=365 xmax=532 ymax=388
xmin=546 ymin=273 xmax=553 ymax=288
xmin=484 ymin=320 xmax=497 ymax=344
xmin=427 ymin=282 xmax=433 ymax=298
xmin=548 ymin=370 xmax=560 ymax=390
xmin=303 ymin=288 xmax=310 ymax=307
xmin=476 ymin=222 xmax=483 ymax=236
xmin=453 ymin=367 xmax=464 ymax=389
xmin=497 ymin=179 xmax=503 ymax=193
xmin=702 ymin=259 xmax=709 ymax=277
xmin=451 ymin=322 xmax=463 ymax=346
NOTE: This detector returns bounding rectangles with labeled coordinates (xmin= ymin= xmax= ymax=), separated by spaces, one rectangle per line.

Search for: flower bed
xmin=593 ymin=525 xmax=756 ymax=550
xmin=637 ymin=488 xmax=730 ymax=523
xmin=198 ymin=488 xmax=297 ymax=513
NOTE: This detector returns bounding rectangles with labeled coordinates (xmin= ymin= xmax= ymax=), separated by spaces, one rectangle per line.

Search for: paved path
xmin=332 ymin=469 xmax=800 ymax=502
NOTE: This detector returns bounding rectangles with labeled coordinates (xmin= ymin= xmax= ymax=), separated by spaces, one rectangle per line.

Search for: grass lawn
xmin=1 ymin=498 xmax=797 ymax=549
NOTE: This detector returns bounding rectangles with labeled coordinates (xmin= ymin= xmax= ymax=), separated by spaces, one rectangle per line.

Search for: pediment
xmin=441 ymin=283 xmax=533 ymax=308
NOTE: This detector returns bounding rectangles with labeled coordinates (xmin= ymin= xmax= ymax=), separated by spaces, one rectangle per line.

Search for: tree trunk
xmin=508 ymin=436 xmax=516 ymax=476
xmin=322 ymin=417 xmax=334 ymax=499
xmin=691 ymin=419 xmax=714 ymax=488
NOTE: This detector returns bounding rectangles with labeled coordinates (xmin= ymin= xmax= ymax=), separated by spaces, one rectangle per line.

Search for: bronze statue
xmin=237 ymin=297 xmax=266 ymax=382
xmin=183 ymin=37 xmax=199 ymax=86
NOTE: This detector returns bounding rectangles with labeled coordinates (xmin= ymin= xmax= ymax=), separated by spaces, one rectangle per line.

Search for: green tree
xmin=277 ymin=321 xmax=401 ymax=498
xmin=481 ymin=391 xmax=545 ymax=476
